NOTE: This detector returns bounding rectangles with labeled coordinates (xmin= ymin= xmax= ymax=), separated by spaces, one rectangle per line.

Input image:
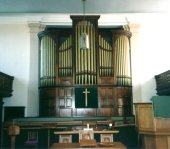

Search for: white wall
xmin=0 ymin=14 xmax=170 ymax=117
xmin=0 ymin=24 xmax=30 ymax=115
xmin=131 ymin=15 xmax=170 ymax=102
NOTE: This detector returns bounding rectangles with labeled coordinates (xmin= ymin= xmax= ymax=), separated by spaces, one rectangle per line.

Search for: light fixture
xmin=80 ymin=0 xmax=89 ymax=50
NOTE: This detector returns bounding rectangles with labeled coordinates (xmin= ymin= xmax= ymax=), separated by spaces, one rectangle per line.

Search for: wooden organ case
xmin=38 ymin=16 xmax=132 ymax=119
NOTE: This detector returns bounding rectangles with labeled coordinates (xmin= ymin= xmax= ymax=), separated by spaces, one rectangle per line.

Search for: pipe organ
xmin=113 ymin=31 xmax=132 ymax=86
xmin=38 ymin=16 xmax=133 ymax=119
xmin=39 ymin=32 xmax=57 ymax=87
xmin=75 ymin=20 xmax=97 ymax=85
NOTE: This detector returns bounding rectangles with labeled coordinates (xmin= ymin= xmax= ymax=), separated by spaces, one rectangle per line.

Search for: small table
xmin=50 ymin=142 xmax=127 ymax=149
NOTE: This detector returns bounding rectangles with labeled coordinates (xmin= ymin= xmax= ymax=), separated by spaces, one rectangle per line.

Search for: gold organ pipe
xmin=49 ymin=36 xmax=52 ymax=85
xmin=62 ymin=42 xmax=64 ymax=77
xmin=93 ymin=25 xmax=96 ymax=84
xmin=40 ymin=39 xmax=42 ymax=86
xmin=120 ymin=36 xmax=123 ymax=85
xmin=58 ymin=45 xmax=60 ymax=77
xmin=78 ymin=25 xmax=81 ymax=84
xmin=63 ymin=41 xmax=66 ymax=77
xmin=125 ymin=37 xmax=128 ymax=85
xmin=101 ymin=35 xmax=103 ymax=76
xmin=44 ymin=37 xmax=46 ymax=86
xmin=76 ymin=26 xmax=79 ymax=83
xmin=60 ymin=46 xmax=62 ymax=77
xmin=122 ymin=36 xmax=125 ymax=85
xmin=40 ymin=38 xmax=43 ymax=86
xmin=118 ymin=37 xmax=121 ymax=85
xmin=80 ymin=23 xmax=84 ymax=84
xmin=40 ymin=35 xmax=57 ymax=87
xmin=91 ymin=23 xmax=94 ymax=84
xmin=48 ymin=36 xmax=50 ymax=85
xmin=50 ymin=37 xmax=52 ymax=85
xmin=87 ymin=21 xmax=90 ymax=84
xmin=106 ymin=41 xmax=108 ymax=76
xmin=65 ymin=39 xmax=67 ymax=76
xmin=75 ymin=20 xmax=97 ymax=85
xmin=109 ymin=43 xmax=112 ymax=76
xmin=60 ymin=43 xmax=62 ymax=77
xmin=113 ymin=38 xmax=117 ymax=85
xmin=105 ymin=40 xmax=109 ymax=76
xmin=119 ymin=36 xmax=123 ymax=85
xmin=99 ymin=35 xmax=101 ymax=76
xmin=100 ymin=35 xmax=103 ymax=76
xmin=87 ymin=23 xmax=89 ymax=84
xmin=100 ymin=37 xmax=103 ymax=76
xmin=68 ymin=38 xmax=70 ymax=76
xmin=68 ymin=35 xmax=72 ymax=76
xmin=101 ymin=38 xmax=104 ymax=75
xmin=90 ymin=23 xmax=93 ymax=84
xmin=109 ymin=45 xmax=112 ymax=76
xmin=75 ymin=25 xmax=78 ymax=83
xmin=123 ymin=36 xmax=126 ymax=85
xmin=45 ymin=36 xmax=48 ymax=86
xmin=84 ymin=21 xmax=87 ymax=84
xmin=115 ymin=38 xmax=120 ymax=85
xmin=124 ymin=36 xmax=127 ymax=85
xmin=52 ymin=37 xmax=54 ymax=85
xmin=64 ymin=39 xmax=67 ymax=77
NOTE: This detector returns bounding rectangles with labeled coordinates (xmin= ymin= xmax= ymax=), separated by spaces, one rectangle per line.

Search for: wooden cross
xmin=82 ymin=88 xmax=90 ymax=107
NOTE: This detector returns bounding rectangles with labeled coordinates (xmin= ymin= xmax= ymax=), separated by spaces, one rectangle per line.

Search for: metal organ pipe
xmin=75 ymin=20 xmax=97 ymax=85
xmin=40 ymin=35 xmax=56 ymax=87
xmin=113 ymin=32 xmax=132 ymax=86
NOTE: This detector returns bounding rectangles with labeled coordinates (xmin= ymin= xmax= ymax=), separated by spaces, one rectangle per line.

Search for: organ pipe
xmin=98 ymin=35 xmax=113 ymax=77
xmin=113 ymin=30 xmax=132 ymax=86
xmin=75 ymin=20 xmax=97 ymax=85
xmin=58 ymin=35 xmax=72 ymax=78
xmin=39 ymin=35 xmax=56 ymax=87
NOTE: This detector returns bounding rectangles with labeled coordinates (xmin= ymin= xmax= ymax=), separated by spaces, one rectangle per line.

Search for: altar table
xmin=50 ymin=142 xmax=127 ymax=149
xmin=54 ymin=130 xmax=119 ymax=135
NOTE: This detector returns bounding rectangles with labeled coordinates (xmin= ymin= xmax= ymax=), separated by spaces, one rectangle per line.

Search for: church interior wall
xmin=0 ymin=15 xmax=170 ymax=117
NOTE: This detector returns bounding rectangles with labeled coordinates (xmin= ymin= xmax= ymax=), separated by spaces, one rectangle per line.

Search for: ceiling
xmin=0 ymin=0 xmax=169 ymax=25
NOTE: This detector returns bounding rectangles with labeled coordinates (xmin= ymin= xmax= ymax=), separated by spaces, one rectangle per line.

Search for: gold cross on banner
xmin=82 ymin=88 xmax=90 ymax=107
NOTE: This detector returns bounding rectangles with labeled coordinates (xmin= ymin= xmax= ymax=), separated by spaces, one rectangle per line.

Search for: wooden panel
xmin=76 ymin=109 xmax=97 ymax=117
xmin=143 ymin=134 xmax=170 ymax=149
xmin=134 ymin=103 xmax=155 ymax=131
xmin=99 ymin=87 xmax=114 ymax=108
xmin=143 ymin=135 xmax=156 ymax=149
xmin=98 ymin=108 xmax=113 ymax=116
xmin=0 ymin=72 xmax=14 ymax=97
xmin=168 ymin=136 xmax=170 ymax=149
xmin=98 ymin=77 xmax=114 ymax=85
xmin=39 ymin=88 xmax=58 ymax=117
xmin=58 ymin=88 xmax=73 ymax=109
xmin=59 ymin=77 xmax=73 ymax=86
xmin=60 ymin=109 xmax=72 ymax=117
xmin=155 ymin=118 xmax=170 ymax=132
xmin=50 ymin=142 xmax=127 ymax=149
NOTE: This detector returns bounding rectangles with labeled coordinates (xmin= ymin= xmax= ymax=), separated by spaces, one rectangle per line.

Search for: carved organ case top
xmin=38 ymin=15 xmax=132 ymax=118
